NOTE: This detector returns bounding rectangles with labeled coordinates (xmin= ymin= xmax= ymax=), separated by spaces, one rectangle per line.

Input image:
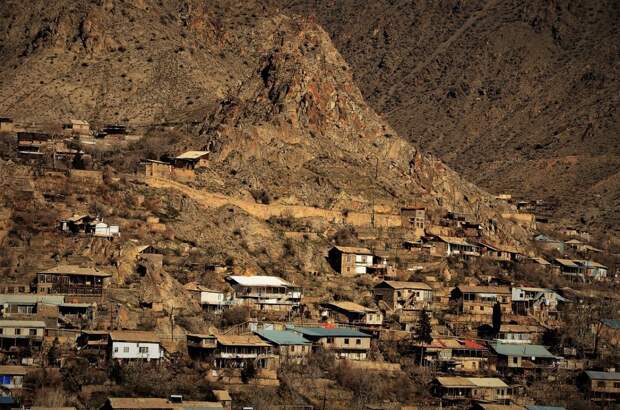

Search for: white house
xmin=109 ymin=331 xmax=164 ymax=361
xmin=225 ymin=275 xmax=302 ymax=312
xmin=93 ymin=222 xmax=120 ymax=238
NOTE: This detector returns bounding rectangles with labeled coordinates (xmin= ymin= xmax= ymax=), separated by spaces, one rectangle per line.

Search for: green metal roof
xmin=255 ymin=330 xmax=311 ymax=346
xmin=491 ymin=343 xmax=555 ymax=358
xmin=585 ymin=370 xmax=620 ymax=381
xmin=289 ymin=326 xmax=371 ymax=338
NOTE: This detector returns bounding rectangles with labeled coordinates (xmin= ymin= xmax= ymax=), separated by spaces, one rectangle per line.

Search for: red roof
xmin=462 ymin=339 xmax=485 ymax=349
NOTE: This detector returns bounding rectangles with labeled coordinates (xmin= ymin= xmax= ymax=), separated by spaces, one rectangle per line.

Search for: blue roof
xmin=491 ymin=343 xmax=555 ymax=358
xmin=526 ymin=406 xmax=567 ymax=410
xmin=0 ymin=397 xmax=17 ymax=404
xmin=255 ymin=330 xmax=312 ymax=346
xmin=601 ymin=319 xmax=620 ymax=329
xmin=288 ymin=326 xmax=371 ymax=338
xmin=585 ymin=370 xmax=620 ymax=381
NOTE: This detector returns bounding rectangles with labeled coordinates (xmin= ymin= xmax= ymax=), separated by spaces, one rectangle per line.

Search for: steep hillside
xmin=278 ymin=0 xmax=620 ymax=234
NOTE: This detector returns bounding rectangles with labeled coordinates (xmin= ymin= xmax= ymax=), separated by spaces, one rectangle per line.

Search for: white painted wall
xmin=201 ymin=291 xmax=225 ymax=305
xmin=111 ymin=341 xmax=163 ymax=360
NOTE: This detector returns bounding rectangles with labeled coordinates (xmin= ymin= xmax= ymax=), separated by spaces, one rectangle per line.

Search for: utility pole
xmin=170 ymin=306 xmax=175 ymax=342
xmin=371 ymin=157 xmax=378 ymax=229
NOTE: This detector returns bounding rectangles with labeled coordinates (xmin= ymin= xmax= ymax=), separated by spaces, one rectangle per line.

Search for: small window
xmin=114 ymin=347 xmax=119 ymax=353
xmin=15 ymin=328 xmax=21 ymax=335
xmin=139 ymin=347 xmax=148 ymax=353
xmin=614 ymin=382 xmax=620 ymax=388
xmin=598 ymin=381 xmax=606 ymax=388
xmin=356 ymin=339 xmax=361 ymax=345
xmin=29 ymin=329 xmax=37 ymax=336
xmin=344 ymin=338 xmax=350 ymax=345
xmin=327 ymin=337 xmax=334 ymax=344
xmin=480 ymin=306 xmax=484 ymax=311
xmin=512 ymin=357 xmax=518 ymax=364
xmin=0 ymin=328 xmax=3 ymax=335
xmin=123 ymin=347 xmax=129 ymax=353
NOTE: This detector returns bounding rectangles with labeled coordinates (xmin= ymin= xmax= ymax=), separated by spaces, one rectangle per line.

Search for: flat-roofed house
xmin=450 ymin=286 xmax=512 ymax=315
xmin=431 ymin=376 xmax=511 ymax=404
xmin=254 ymin=329 xmax=312 ymax=362
xmin=0 ymin=365 xmax=27 ymax=393
xmin=400 ymin=207 xmax=426 ymax=232
xmin=490 ymin=343 xmax=557 ymax=372
xmin=497 ymin=325 xmax=543 ymax=344
xmin=373 ymin=280 xmax=433 ymax=312
xmin=412 ymin=338 xmax=489 ymax=372
xmin=36 ymin=265 xmax=112 ymax=296
xmin=327 ymin=246 xmax=373 ymax=276
xmin=289 ymin=326 xmax=372 ymax=360
xmin=109 ymin=331 xmax=164 ymax=362
xmin=174 ymin=151 xmax=210 ymax=169
xmin=225 ymin=275 xmax=301 ymax=312
xmin=212 ymin=334 xmax=275 ymax=369
xmin=320 ymin=301 xmax=383 ymax=326
xmin=579 ymin=370 xmax=620 ymax=402
xmin=0 ymin=319 xmax=45 ymax=351
xmin=101 ymin=397 xmax=224 ymax=410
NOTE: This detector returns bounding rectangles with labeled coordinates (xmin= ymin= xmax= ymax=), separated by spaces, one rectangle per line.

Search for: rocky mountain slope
xmin=278 ymin=0 xmax=620 ymax=235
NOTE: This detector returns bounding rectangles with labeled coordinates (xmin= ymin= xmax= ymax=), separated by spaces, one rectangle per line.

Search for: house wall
xmin=0 ymin=326 xmax=44 ymax=337
xmin=111 ymin=341 xmax=163 ymax=360
xmin=0 ymin=374 xmax=23 ymax=389
xmin=590 ymin=379 xmax=620 ymax=394
xmin=201 ymin=291 xmax=225 ymax=305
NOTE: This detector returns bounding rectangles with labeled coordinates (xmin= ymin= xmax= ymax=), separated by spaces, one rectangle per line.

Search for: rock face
xmin=278 ymin=0 xmax=620 ymax=234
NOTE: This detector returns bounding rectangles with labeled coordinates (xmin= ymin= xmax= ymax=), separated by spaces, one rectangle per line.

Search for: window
xmin=114 ymin=347 xmax=119 ymax=353
xmin=356 ymin=339 xmax=361 ymax=345
xmin=327 ymin=337 xmax=334 ymax=344
xmin=512 ymin=357 xmax=518 ymax=365
xmin=598 ymin=381 xmax=606 ymax=388
xmin=15 ymin=328 xmax=21 ymax=336
xmin=0 ymin=328 xmax=3 ymax=335
xmin=614 ymin=382 xmax=620 ymax=388
xmin=123 ymin=347 xmax=130 ymax=353
xmin=344 ymin=338 xmax=350 ymax=345
xmin=139 ymin=347 xmax=148 ymax=354
xmin=29 ymin=329 xmax=37 ymax=336
xmin=480 ymin=306 xmax=484 ymax=311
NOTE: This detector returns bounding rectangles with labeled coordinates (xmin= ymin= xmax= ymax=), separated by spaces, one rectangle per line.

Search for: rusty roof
xmin=215 ymin=334 xmax=270 ymax=347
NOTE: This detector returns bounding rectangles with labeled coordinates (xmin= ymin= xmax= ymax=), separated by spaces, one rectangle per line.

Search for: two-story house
xmin=450 ymin=286 xmax=512 ymax=315
xmin=36 ymin=265 xmax=112 ymax=297
xmin=373 ymin=280 xmax=433 ymax=312
xmin=225 ymin=275 xmax=301 ymax=313
xmin=511 ymin=286 xmax=567 ymax=320
xmin=320 ymin=301 xmax=383 ymax=326
xmin=255 ymin=329 xmax=312 ymax=363
xmin=579 ymin=370 xmax=620 ymax=402
xmin=212 ymin=334 xmax=276 ymax=369
xmin=184 ymin=282 xmax=233 ymax=313
xmin=327 ymin=246 xmax=374 ymax=276
xmin=490 ymin=343 xmax=557 ymax=373
xmin=412 ymin=338 xmax=489 ymax=373
xmin=0 ymin=365 xmax=27 ymax=395
xmin=496 ymin=324 xmax=543 ymax=344
xmin=0 ymin=319 xmax=45 ymax=351
xmin=289 ymin=326 xmax=372 ymax=360
xmin=109 ymin=331 xmax=164 ymax=362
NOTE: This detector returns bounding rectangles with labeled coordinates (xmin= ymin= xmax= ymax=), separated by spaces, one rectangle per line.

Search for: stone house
xmin=36 ymin=265 xmax=112 ymax=297
xmin=320 ymin=301 xmax=383 ymax=326
xmin=327 ymin=246 xmax=373 ymax=276
xmin=373 ymin=280 xmax=433 ymax=312
xmin=174 ymin=151 xmax=209 ymax=169
xmin=450 ymin=286 xmax=512 ymax=315
xmin=579 ymin=370 xmax=620 ymax=402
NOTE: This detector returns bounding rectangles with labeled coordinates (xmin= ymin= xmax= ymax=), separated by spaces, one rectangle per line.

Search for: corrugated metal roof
xmin=491 ymin=343 xmax=555 ymax=358
xmin=216 ymin=334 xmax=270 ymax=347
xmin=601 ymin=319 xmax=620 ymax=329
xmin=110 ymin=331 xmax=161 ymax=343
xmin=466 ymin=377 xmax=509 ymax=388
xmin=39 ymin=264 xmax=111 ymax=277
xmin=435 ymin=376 xmax=475 ymax=387
xmin=0 ymin=319 xmax=46 ymax=328
xmin=585 ymin=370 xmax=620 ymax=381
xmin=323 ymin=301 xmax=377 ymax=314
xmin=378 ymin=280 xmax=432 ymax=290
xmin=290 ymin=326 xmax=371 ymax=338
xmin=333 ymin=245 xmax=372 ymax=255
xmin=255 ymin=329 xmax=311 ymax=346
xmin=0 ymin=294 xmax=65 ymax=305
xmin=226 ymin=275 xmax=293 ymax=287
xmin=555 ymin=258 xmax=579 ymax=268
xmin=175 ymin=150 xmax=210 ymax=160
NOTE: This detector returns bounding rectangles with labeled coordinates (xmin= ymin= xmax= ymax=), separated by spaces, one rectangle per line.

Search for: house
xmin=579 ymin=370 xmax=620 ymax=402
xmin=450 ymin=286 xmax=512 ymax=315
xmin=63 ymin=119 xmax=90 ymax=136
xmin=184 ymin=282 xmax=233 ymax=313
xmin=0 ymin=283 xmax=30 ymax=295
xmin=431 ymin=377 xmax=511 ymax=404
xmin=212 ymin=334 xmax=275 ymax=369
xmin=534 ymin=234 xmax=564 ymax=253
xmin=579 ymin=260 xmax=608 ymax=280
xmin=0 ymin=319 xmax=45 ymax=351
xmin=400 ymin=207 xmax=425 ymax=231
xmin=490 ymin=343 xmax=557 ymax=372
xmin=560 ymin=227 xmax=592 ymax=242
xmin=109 ymin=331 xmax=164 ymax=362
xmin=173 ymin=151 xmax=210 ymax=169
xmin=140 ymin=159 xmax=173 ymax=179
xmin=186 ymin=333 xmax=217 ymax=360
xmin=76 ymin=330 xmax=110 ymax=361
xmin=254 ymin=329 xmax=312 ymax=362
xmin=511 ymin=286 xmax=567 ymax=319
xmin=0 ymin=294 xmax=95 ymax=327
xmin=554 ymin=258 xmax=585 ymax=281
xmin=0 ymin=365 xmax=27 ymax=393
xmin=479 ymin=242 xmax=521 ymax=262
xmin=496 ymin=324 xmax=543 ymax=344
xmin=554 ymin=259 xmax=608 ymax=281
xmin=101 ymin=397 xmax=224 ymax=410
xmin=225 ymin=275 xmax=301 ymax=312
xmin=16 ymin=132 xmax=51 ymax=154
xmin=373 ymin=280 xmax=433 ymax=312
xmin=36 ymin=265 xmax=112 ymax=296
xmin=320 ymin=301 xmax=383 ymax=326
xmin=327 ymin=246 xmax=374 ymax=276
xmin=411 ymin=338 xmax=489 ymax=372
xmin=59 ymin=215 xmax=120 ymax=238
xmin=288 ymin=326 xmax=372 ymax=360
xmin=426 ymin=235 xmax=480 ymax=258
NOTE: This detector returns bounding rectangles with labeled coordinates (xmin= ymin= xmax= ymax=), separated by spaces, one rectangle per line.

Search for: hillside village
xmin=0 ymin=116 xmax=618 ymax=410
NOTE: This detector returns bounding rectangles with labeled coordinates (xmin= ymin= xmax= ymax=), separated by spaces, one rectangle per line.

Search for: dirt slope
xmin=278 ymin=0 xmax=620 ymax=234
